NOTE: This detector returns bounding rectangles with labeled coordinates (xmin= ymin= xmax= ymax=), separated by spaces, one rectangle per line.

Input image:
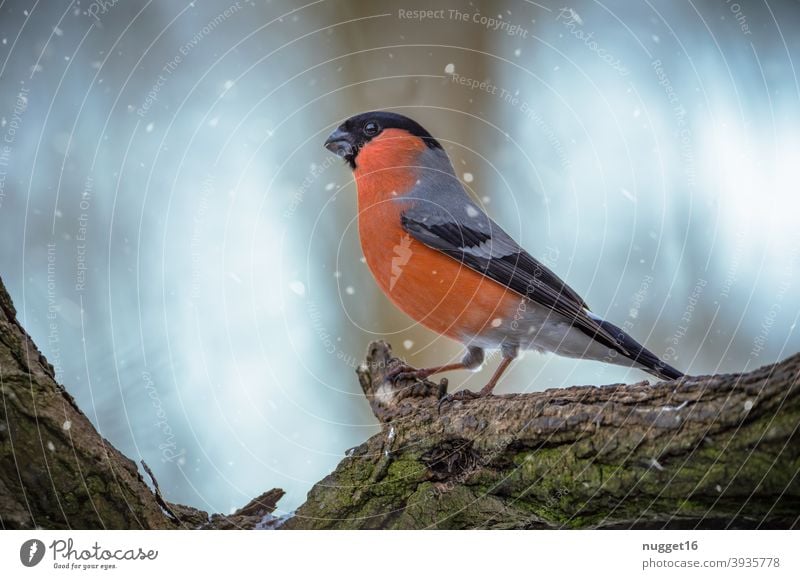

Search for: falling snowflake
xmin=288 ymin=281 xmax=305 ymax=296
xmin=444 ymin=63 xmax=455 ymax=74
xmin=403 ymin=339 xmax=414 ymax=350
xmin=463 ymin=172 xmax=474 ymax=183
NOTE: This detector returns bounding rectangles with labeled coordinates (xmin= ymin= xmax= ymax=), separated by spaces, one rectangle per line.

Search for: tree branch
xmin=282 ymin=341 xmax=800 ymax=529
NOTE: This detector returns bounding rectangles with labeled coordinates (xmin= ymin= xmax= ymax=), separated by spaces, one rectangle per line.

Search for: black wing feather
xmin=400 ymin=214 xmax=630 ymax=356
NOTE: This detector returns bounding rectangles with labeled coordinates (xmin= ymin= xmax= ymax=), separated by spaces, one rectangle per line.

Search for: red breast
xmin=354 ymin=130 xmax=521 ymax=342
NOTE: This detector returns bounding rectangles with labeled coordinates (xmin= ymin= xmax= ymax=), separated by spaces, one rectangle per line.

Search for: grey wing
xmin=399 ymin=199 xmax=631 ymax=356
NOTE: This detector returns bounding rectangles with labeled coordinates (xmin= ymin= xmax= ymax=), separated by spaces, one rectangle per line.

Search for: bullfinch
xmin=324 ymin=111 xmax=683 ymax=399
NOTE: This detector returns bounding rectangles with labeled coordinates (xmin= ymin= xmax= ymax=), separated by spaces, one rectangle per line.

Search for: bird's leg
xmin=438 ymin=344 xmax=517 ymax=411
xmin=387 ymin=346 xmax=485 ymax=384
xmin=387 ymin=361 xmax=465 ymax=383
xmin=476 ymin=355 xmax=514 ymax=396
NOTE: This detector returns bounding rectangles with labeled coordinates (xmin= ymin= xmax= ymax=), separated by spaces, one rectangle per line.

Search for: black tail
xmin=593 ymin=318 xmax=684 ymax=381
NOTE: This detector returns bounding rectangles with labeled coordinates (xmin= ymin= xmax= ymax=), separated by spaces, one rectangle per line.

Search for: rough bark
xmin=1 ymin=274 xmax=798 ymax=529
xmin=0 ymin=276 xmax=281 ymax=530
xmin=282 ymin=341 xmax=800 ymax=529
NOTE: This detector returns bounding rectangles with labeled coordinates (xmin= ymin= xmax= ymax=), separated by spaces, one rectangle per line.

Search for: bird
xmin=324 ymin=111 xmax=683 ymax=400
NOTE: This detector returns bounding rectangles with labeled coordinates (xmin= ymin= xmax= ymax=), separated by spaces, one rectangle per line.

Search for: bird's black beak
xmin=324 ymin=126 xmax=355 ymax=159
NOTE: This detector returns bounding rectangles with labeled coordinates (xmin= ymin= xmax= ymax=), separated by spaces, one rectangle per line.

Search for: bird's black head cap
xmin=324 ymin=111 xmax=443 ymax=168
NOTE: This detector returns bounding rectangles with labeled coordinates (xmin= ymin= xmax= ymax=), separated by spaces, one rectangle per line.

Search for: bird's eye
xmin=363 ymin=121 xmax=380 ymax=136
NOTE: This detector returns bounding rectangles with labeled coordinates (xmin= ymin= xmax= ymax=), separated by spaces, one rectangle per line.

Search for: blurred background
xmin=1 ymin=0 xmax=798 ymax=517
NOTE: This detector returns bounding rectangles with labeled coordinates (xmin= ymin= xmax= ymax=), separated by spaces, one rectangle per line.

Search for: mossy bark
xmin=283 ymin=341 xmax=800 ymax=529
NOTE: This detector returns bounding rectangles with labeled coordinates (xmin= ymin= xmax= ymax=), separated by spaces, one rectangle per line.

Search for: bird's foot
xmin=385 ymin=363 xmax=446 ymax=402
xmin=386 ymin=363 xmax=433 ymax=384
xmin=437 ymin=388 xmax=491 ymax=414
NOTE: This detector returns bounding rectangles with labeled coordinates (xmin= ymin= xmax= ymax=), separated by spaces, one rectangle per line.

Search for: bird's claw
xmin=386 ymin=363 xmax=430 ymax=385
xmin=383 ymin=363 xmax=446 ymax=402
